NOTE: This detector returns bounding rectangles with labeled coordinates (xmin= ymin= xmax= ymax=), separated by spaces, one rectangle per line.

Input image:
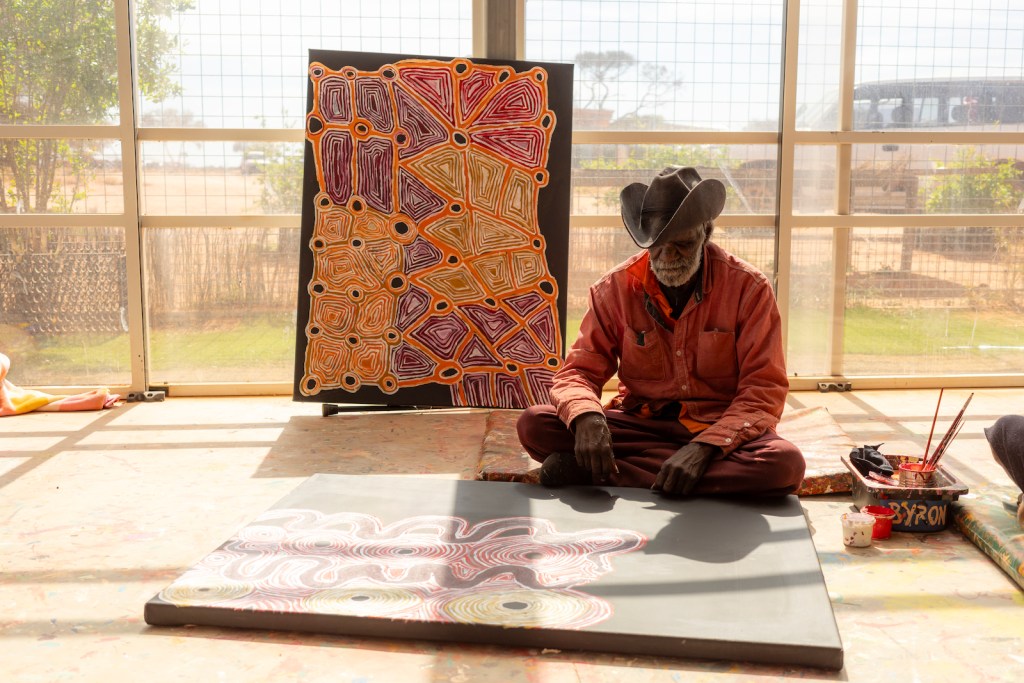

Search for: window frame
xmin=2 ymin=0 xmax=1021 ymax=394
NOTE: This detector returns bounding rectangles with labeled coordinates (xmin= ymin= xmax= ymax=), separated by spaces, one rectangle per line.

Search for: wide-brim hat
xmin=620 ymin=166 xmax=726 ymax=249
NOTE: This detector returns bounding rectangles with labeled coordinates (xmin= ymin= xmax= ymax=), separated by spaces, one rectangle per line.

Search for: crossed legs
xmin=516 ymin=404 xmax=805 ymax=496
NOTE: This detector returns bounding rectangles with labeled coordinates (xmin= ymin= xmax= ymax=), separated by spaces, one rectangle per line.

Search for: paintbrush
xmin=868 ymin=471 xmax=899 ymax=487
xmin=923 ymin=388 xmax=944 ymax=462
xmin=923 ymin=392 xmax=973 ymax=471
xmin=931 ymin=392 xmax=973 ymax=468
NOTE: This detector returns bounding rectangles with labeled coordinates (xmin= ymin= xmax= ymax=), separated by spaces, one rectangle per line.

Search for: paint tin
xmin=860 ymin=505 xmax=897 ymax=539
xmin=842 ymin=454 xmax=968 ymax=533
xmin=898 ymin=462 xmax=936 ymax=487
xmin=841 ymin=512 xmax=874 ymax=547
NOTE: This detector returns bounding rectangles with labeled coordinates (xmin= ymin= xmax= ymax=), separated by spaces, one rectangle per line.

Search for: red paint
xmin=861 ymin=505 xmax=897 ymax=539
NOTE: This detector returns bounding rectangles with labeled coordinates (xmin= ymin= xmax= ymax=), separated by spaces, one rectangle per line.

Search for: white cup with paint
xmin=841 ymin=512 xmax=874 ymax=548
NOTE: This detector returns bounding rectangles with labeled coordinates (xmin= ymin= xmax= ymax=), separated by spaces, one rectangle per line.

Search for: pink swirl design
xmin=159 ymin=510 xmax=646 ymax=630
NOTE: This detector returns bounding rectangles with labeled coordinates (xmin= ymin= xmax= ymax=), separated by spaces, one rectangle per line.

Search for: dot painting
xmin=297 ymin=53 xmax=571 ymax=408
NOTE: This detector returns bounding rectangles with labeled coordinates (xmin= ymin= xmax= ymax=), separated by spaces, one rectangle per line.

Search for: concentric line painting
xmin=294 ymin=50 xmax=573 ymax=408
xmin=151 ymin=509 xmax=645 ymax=630
xmin=144 ymin=475 xmax=844 ymax=668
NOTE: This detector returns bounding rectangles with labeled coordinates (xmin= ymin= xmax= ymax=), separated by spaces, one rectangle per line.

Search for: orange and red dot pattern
xmin=301 ymin=58 xmax=563 ymax=408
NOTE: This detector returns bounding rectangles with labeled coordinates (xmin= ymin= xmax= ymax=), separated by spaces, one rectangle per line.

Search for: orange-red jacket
xmin=549 ymin=241 xmax=788 ymax=455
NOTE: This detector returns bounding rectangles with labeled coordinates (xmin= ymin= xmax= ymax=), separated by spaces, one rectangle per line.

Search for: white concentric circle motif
xmin=301 ymin=586 xmax=423 ymax=617
xmin=236 ymin=524 xmax=286 ymax=544
xmin=436 ymin=588 xmax=610 ymax=629
xmin=159 ymin=578 xmax=256 ymax=606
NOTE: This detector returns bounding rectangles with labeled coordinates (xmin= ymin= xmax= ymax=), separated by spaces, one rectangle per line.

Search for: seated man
xmin=517 ymin=166 xmax=805 ymax=496
xmin=984 ymin=415 xmax=1024 ymax=528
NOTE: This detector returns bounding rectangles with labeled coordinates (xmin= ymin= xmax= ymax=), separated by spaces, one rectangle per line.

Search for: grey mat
xmin=145 ymin=475 xmax=843 ymax=669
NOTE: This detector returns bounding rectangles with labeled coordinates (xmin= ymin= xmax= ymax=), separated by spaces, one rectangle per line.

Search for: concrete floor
xmin=3 ymin=388 xmax=1023 ymax=682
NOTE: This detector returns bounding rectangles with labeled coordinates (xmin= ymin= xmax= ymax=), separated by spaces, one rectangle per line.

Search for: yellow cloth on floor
xmin=1 ymin=352 xmax=119 ymax=416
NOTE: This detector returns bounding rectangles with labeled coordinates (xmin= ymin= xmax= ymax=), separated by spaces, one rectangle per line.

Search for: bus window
xmin=853 ymin=97 xmax=899 ymax=129
xmin=808 ymin=79 xmax=1023 ymax=130
xmin=914 ymin=97 xmax=942 ymax=126
xmin=878 ymin=97 xmax=902 ymax=127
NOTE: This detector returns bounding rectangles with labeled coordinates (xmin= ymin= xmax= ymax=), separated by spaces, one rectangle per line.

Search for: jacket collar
xmin=629 ymin=245 xmax=713 ymax=327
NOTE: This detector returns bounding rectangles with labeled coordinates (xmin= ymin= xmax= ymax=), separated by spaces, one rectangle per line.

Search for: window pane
xmin=793 ymin=145 xmax=837 ymax=214
xmin=136 ymin=0 xmax=473 ymax=129
xmin=526 ymin=0 xmax=785 ymax=132
xmin=572 ymin=144 xmax=778 ymax=215
xmin=145 ymin=227 xmax=300 ymax=383
xmin=0 ymin=139 xmax=123 ymax=214
xmin=844 ymin=225 xmax=1024 ymax=375
xmin=856 ymin=0 xmax=1024 ymax=132
xmin=0 ymin=226 xmax=130 ymax=386
xmin=566 ymin=226 xmax=639 ymax=334
xmin=788 ymin=228 xmax=835 ymax=376
xmin=713 ymin=227 xmax=775 ymax=276
xmin=796 ymin=0 xmax=843 ymax=131
xmin=850 ymin=143 xmax=1024 ymax=214
xmin=0 ymin=1 xmax=119 ymax=125
xmin=140 ymin=141 xmax=303 ymax=214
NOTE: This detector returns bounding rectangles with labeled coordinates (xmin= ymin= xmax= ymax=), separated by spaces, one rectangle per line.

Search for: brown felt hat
xmin=620 ymin=166 xmax=726 ymax=249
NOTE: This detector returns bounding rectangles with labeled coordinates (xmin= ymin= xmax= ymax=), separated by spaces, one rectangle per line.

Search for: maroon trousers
xmin=516 ymin=405 xmax=805 ymax=496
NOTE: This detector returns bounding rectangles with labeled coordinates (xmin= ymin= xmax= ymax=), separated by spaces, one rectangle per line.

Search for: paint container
xmin=860 ymin=505 xmax=897 ymax=539
xmin=843 ymin=454 xmax=968 ymax=533
xmin=841 ymin=512 xmax=875 ymax=547
xmin=898 ymin=462 xmax=936 ymax=487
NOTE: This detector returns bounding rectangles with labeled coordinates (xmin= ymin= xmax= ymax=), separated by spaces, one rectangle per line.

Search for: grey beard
xmin=651 ymin=250 xmax=701 ymax=287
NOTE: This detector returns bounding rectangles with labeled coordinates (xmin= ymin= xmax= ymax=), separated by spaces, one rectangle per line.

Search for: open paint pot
xmin=841 ymin=512 xmax=875 ymax=547
xmin=860 ymin=505 xmax=897 ymax=539
xmin=898 ymin=462 xmax=936 ymax=488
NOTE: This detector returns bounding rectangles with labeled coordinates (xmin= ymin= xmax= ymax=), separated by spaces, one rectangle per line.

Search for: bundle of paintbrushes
xmin=921 ymin=390 xmax=974 ymax=472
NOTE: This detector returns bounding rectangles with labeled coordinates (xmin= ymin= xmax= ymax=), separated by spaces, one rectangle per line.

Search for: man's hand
xmin=572 ymin=412 xmax=618 ymax=482
xmin=653 ymin=442 xmax=720 ymax=496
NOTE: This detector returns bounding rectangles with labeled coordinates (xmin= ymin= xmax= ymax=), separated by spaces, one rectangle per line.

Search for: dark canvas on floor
xmin=146 ymin=475 xmax=843 ymax=669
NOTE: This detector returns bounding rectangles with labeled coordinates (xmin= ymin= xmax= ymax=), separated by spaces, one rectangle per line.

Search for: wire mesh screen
xmin=0 ymin=227 xmax=130 ymax=386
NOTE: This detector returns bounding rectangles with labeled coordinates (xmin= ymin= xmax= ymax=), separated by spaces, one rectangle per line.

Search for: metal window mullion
xmin=116 ymin=0 xmax=146 ymax=391
xmin=830 ymin=0 xmax=859 ymax=378
xmin=794 ymin=130 xmax=1023 ymax=144
xmin=130 ymin=127 xmax=1024 ymax=148
xmin=137 ymin=127 xmax=303 ymax=142
xmin=570 ymin=215 xmax=777 ymax=229
xmin=0 ymin=214 xmax=125 ymax=227
xmin=140 ymin=215 xmax=301 ymax=228
xmin=573 ymin=131 xmax=777 ymax=145
xmin=793 ymin=213 xmax=1024 ymax=228
xmin=0 ymin=125 xmax=120 ymax=139
xmin=472 ymin=0 xmax=487 ymax=57
xmin=776 ymin=0 xmax=802 ymax=358
xmin=790 ymin=374 xmax=1024 ymax=392
xmin=515 ymin=0 xmax=525 ymax=60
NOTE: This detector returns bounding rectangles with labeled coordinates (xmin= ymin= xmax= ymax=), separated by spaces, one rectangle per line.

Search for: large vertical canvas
xmin=294 ymin=50 xmax=572 ymax=408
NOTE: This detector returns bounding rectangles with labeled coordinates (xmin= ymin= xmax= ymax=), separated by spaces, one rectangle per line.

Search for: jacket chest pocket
xmin=697 ymin=329 xmax=738 ymax=379
xmin=619 ymin=325 xmax=670 ymax=381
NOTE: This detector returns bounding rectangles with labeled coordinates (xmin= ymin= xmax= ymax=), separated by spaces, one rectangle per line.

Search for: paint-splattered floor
xmin=3 ymin=389 xmax=1023 ymax=682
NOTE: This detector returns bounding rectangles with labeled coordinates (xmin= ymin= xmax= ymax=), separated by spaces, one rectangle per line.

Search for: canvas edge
xmin=142 ymin=600 xmax=843 ymax=670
